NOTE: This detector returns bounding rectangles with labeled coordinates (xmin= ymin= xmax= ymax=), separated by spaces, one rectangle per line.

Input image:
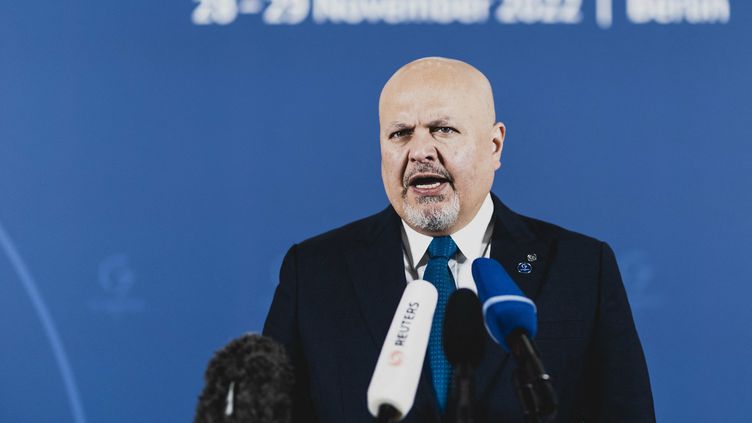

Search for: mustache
xmin=402 ymin=164 xmax=454 ymax=190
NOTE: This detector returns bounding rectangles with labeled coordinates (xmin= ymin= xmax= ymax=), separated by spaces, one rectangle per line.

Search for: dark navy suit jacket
xmin=263 ymin=194 xmax=655 ymax=422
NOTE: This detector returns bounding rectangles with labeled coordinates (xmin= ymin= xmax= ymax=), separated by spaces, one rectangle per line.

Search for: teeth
xmin=415 ymin=182 xmax=441 ymax=189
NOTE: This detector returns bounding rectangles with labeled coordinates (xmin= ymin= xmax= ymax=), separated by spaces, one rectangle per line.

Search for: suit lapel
xmin=344 ymin=206 xmax=408 ymax=350
xmin=488 ymin=200 xmax=551 ymax=302
xmin=342 ymin=206 xmax=441 ymax=422
xmin=475 ymin=195 xmax=554 ymax=396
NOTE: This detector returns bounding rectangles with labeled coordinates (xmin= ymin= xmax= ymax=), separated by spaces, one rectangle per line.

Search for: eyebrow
xmin=387 ymin=122 xmax=413 ymax=130
xmin=427 ymin=117 xmax=453 ymax=127
xmin=387 ymin=117 xmax=455 ymax=130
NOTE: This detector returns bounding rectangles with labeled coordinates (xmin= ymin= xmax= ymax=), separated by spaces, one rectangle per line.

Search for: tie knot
xmin=428 ymin=236 xmax=458 ymax=260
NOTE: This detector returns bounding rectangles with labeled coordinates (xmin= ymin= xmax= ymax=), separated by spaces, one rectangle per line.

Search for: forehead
xmin=379 ymin=61 xmax=494 ymax=127
xmin=379 ymin=83 xmax=475 ymax=125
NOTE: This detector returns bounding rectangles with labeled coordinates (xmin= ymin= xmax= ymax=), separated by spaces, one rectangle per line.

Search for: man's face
xmin=379 ymin=66 xmax=505 ymax=235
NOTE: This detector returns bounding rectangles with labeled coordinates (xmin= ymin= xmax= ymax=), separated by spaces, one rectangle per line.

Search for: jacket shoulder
xmin=523 ymin=214 xmax=604 ymax=246
xmin=492 ymin=194 xmax=606 ymax=250
xmin=293 ymin=207 xmax=394 ymax=256
xmin=515 ymin=213 xmax=619 ymax=276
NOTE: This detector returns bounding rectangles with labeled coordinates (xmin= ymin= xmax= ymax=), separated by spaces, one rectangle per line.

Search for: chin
xmin=402 ymin=193 xmax=460 ymax=233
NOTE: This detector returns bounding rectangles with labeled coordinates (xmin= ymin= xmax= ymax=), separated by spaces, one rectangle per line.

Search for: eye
xmin=389 ymin=128 xmax=413 ymax=139
xmin=431 ymin=126 xmax=458 ymax=135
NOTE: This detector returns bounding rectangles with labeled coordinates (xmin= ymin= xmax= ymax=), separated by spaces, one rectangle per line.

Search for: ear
xmin=491 ymin=122 xmax=505 ymax=170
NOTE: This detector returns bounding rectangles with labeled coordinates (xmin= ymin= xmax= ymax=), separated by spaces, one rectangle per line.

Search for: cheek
xmin=381 ymin=148 xmax=406 ymax=203
xmin=445 ymin=148 xmax=478 ymax=179
xmin=444 ymin=145 xmax=491 ymax=191
xmin=381 ymin=146 xmax=403 ymax=179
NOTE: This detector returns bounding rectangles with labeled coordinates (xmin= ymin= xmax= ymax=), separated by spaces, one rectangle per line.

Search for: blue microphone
xmin=471 ymin=258 xmax=557 ymax=421
xmin=471 ymin=257 xmax=537 ymax=351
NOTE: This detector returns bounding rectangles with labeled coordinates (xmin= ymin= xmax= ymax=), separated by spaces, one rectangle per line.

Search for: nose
xmin=408 ymin=128 xmax=437 ymax=163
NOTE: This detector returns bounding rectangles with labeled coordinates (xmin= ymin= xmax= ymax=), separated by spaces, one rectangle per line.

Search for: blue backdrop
xmin=1 ymin=1 xmax=750 ymax=421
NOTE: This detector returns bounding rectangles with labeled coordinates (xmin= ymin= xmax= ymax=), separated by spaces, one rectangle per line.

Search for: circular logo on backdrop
xmin=88 ymin=253 xmax=145 ymax=315
xmin=98 ymin=254 xmax=135 ymax=296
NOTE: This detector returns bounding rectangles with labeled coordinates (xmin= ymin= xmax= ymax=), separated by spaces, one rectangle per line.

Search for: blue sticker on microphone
xmin=517 ymin=262 xmax=532 ymax=274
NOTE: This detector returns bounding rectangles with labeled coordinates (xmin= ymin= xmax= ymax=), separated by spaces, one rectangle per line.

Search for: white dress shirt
xmin=400 ymin=194 xmax=494 ymax=293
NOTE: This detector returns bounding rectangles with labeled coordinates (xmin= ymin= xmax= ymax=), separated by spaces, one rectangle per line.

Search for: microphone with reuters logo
xmin=367 ymin=279 xmax=438 ymax=422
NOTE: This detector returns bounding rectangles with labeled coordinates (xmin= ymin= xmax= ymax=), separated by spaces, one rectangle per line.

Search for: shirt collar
xmin=401 ymin=193 xmax=494 ymax=266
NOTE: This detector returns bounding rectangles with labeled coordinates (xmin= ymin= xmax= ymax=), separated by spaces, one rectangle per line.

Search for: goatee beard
xmin=403 ymin=193 xmax=460 ymax=233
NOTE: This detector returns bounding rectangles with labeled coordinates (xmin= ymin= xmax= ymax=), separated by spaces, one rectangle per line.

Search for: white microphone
xmin=367 ymin=280 xmax=438 ymax=422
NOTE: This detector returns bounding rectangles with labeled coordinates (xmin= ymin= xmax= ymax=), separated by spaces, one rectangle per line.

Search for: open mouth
xmin=406 ymin=173 xmax=452 ymax=194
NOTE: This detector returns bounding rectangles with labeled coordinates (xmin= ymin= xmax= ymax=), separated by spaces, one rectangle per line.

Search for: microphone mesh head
xmin=194 ymin=333 xmax=293 ymax=423
xmin=443 ymin=288 xmax=485 ymax=366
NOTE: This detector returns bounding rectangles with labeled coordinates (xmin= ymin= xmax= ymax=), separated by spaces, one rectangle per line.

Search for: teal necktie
xmin=424 ymin=236 xmax=458 ymax=413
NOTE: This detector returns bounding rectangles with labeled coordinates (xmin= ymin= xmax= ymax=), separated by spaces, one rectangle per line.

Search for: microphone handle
xmin=507 ymin=329 xmax=558 ymax=419
xmin=513 ymin=369 xmax=541 ymax=423
xmin=445 ymin=363 xmax=476 ymax=423
xmin=375 ymin=404 xmax=399 ymax=423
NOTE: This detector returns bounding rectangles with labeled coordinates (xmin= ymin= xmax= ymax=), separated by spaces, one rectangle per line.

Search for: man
xmin=263 ymin=58 xmax=655 ymax=422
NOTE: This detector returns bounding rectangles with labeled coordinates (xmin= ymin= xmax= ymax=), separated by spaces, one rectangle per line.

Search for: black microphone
xmin=194 ymin=333 xmax=293 ymax=423
xmin=471 ymin=258 xmax=557 ymax=422
xmin=442 ymin=288 xmax=485 ymax=423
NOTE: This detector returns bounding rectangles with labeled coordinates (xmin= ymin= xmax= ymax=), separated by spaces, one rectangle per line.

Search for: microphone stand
xmin=513 ymin=367 xmax=541 ymax=423
xmin=445 ymin=363 xmax=476 ymax=423
xmin=508 ymin=330 xmax=557 ymax=423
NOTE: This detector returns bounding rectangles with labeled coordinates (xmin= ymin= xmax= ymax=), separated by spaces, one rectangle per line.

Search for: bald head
xmin=379 ymin=57 xmax=497 ymax=128
xmin=378 ymin=57 xmax=506 ymax=236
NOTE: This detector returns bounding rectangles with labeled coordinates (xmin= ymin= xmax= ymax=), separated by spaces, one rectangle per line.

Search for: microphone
xmin=367 ymin=279 xmax=438 ymax=422
xmin=442 ymin=288 xmax=485 ymax=423
xmin=194 ymin=333 xmax=293 ymax=423
xmin=471 ymin=258 xmax=537 ymax=350
xmin=471 ymin=258 xmax=557 ymax=422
